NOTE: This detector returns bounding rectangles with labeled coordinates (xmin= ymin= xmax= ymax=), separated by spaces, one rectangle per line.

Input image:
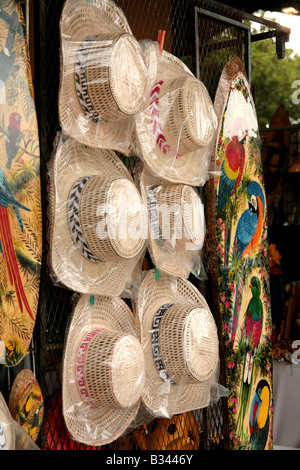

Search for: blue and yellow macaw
xmin=233 ymin=181 xmax=265 ymax=260
xmin=230 ymin=181 xmax=265 ymax=347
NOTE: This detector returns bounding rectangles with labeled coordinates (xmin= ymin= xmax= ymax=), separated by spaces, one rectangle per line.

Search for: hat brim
xmin=140 ymin=170 xmax=204 ymax=278
xmin=62 ymin=294 xmax=141 ymax=446
xmin=0 ymin=393 xmax=15 ymax=450
xmin=58 ymin=0 xmax=134 ymax=154
xmin=49 ymin=135 xmax=144 ymax=296
xmin=134 ymin=50 xmax=217 ymax=185
xmin=135 ymin=270 xmax=219 ymax=417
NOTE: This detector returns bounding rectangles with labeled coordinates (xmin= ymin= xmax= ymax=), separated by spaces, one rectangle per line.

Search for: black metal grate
xmin=0 ymin=0 xmax=251 ymax=451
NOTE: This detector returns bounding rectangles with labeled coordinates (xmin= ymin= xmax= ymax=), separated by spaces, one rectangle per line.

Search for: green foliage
xmin=251 ymin=32 xmax=300 ymax=128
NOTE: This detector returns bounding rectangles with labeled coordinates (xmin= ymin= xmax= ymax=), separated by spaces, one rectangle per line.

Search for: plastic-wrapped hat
xmin=59 ymin=0 xmax=149 ymax=154
xmin=0 ymin=393 xmax=15 ymax=450
xmin=48 ymin=135 xmax=147 ymax=296
xmin=140 ymin=169 xmax=205 ymax=278
xmin=135 ymin=270 xmax=219 ymax=417
xmin=134 ymin=47 xmax=218 ymax=185
xmin=62 ymin=294 xmax=145 ymax=446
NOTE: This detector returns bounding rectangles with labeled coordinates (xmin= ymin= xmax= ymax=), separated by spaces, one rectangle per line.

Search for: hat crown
xmin=69 ymin=175 xmax=147 ymax=262
xmin=78 ymin=33 xmax=148 ymax=122
xmin=77 ymin=328 xmax=145 ymax=409
xmin=152 ymin=183 xmax=204 ymax=247
xmin=153 ymin=304 xmax=218 ymax=384
xmin=152 ymin=76 xmax=216 ymax=155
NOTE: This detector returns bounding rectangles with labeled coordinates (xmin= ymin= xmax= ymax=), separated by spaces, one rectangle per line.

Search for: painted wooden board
xmin=8 ymin=369 xmax=44 ymax=442
xmin=204 ymin=57 xmax=273 ymax=450
xmin=0 ymin=1 xmax=42 ymax=366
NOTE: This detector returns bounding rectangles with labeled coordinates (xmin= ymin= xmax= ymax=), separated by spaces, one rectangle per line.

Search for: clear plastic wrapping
xmin=134 ymin=270 xmax=229 ymax=419
xmin=139 ymin=168 xmax=207 ymax=279
xmin=0 ymin=393 xmax=40 ymax=450
xmin=59 ymin=0 xmax=150 ymax=154
xmin=48 ymin=133 xmax=148 ymax=296
xmin=134 ymin=41 xmax=218 ymax=186
xmin=62 ymin=293 xmax=146 ymax=447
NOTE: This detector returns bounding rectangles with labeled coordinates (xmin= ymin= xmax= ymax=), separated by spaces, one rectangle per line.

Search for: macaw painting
xmin=209 ymin=58 xmax=273 ymax=450
xmin=0 ymin=1 xmax=42 ymax=366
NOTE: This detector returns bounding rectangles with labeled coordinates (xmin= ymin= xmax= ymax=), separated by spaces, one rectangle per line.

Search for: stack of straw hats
xmin=48 ymin=0 xmax=223 ymax=447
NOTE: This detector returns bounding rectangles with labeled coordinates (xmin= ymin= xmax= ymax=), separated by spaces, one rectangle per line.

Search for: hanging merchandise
xmin=0 ymin=392 xmax=39 ymax=450
xmin=58 ymin=0 xmax=149 ymax=154
xmin=139 ymin=168 xmax=206 ymax=279
xmin=8 ymin=369 xmax=44 ymax=443
xmin=0 ymin=0 xmax=42 ymax=367
xmin=205 ymin=57 xmax=273 ymax=450
xmin=134 ymin=40 xmax=218 ymax=186
xmin=48 ymin=134 xmax=147 ymax=296
xmin=61 ymin=293 xmax=145 ymax=447
xmin=134 ymin=269 xmax=228 ymax=419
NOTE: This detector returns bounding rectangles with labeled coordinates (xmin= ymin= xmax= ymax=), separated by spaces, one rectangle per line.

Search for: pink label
xmin=150 ymin=80 xmax=182 ymax=158
xmin=76 ymin=328 xmax=105 ymax=409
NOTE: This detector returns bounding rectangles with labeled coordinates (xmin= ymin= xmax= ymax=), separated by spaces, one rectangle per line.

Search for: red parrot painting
xmin=0 ymin=167 xmax=34 ymax=320
xmin=217 ymin=118 xmax=249 ymax=213
xmin=5 ymin=112 xmax=22 ymax=169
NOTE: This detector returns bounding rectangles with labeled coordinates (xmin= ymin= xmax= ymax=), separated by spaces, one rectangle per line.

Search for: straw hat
xmin=59 ymin=0 xmax=149 ymax=154
xmin=134 ymin=49 xmax=218 ymax=185
xmin=135 ymin=270 xmax=219 ymax=417
xmin=62 ymin=294 xmax=145 ymax=446
xmin=49 ymin=135 xmax=147 ymax=296
xmin=140 ymin=169 xmax=205 ymax=278
xmin=0 ymin=393 xmax=15 ymax=450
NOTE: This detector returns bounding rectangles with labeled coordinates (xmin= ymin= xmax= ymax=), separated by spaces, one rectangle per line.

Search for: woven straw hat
xmin=62 ymin=294 xmax=145 ymax=446
xmin=59 ymin=0 xmax=149 ymax=154
xmin=140 ymin=169 xmax=205 ymax=278
xmin=49 ymin=135 xmax=147 ymax=296
xmin=134 ymin=49 xmax=218 ymax=185
xmin=135 ymin=270 xmax=219 ymax=417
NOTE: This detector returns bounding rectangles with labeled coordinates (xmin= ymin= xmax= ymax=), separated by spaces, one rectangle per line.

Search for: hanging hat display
xmin=135 ymin=270 xmax=219 ymax=418
xmin=59 ymin=0 xmax=149 ymax=154
xmin=134 ymin=46 xmax=218 ymax=185
xmin=48 ymin=134 xmax=147 ymax=296
xmin=140 ymin=169 xmax=206 ymax=278
xmin=62 ymin=294 xmax=145 ymax=446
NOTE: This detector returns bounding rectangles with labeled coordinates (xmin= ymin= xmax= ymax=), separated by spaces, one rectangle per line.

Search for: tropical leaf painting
xmin=211 ymin=59 xmax=273 ymax=450
xmin=0 ymin=1 xmax=42 ymax=367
